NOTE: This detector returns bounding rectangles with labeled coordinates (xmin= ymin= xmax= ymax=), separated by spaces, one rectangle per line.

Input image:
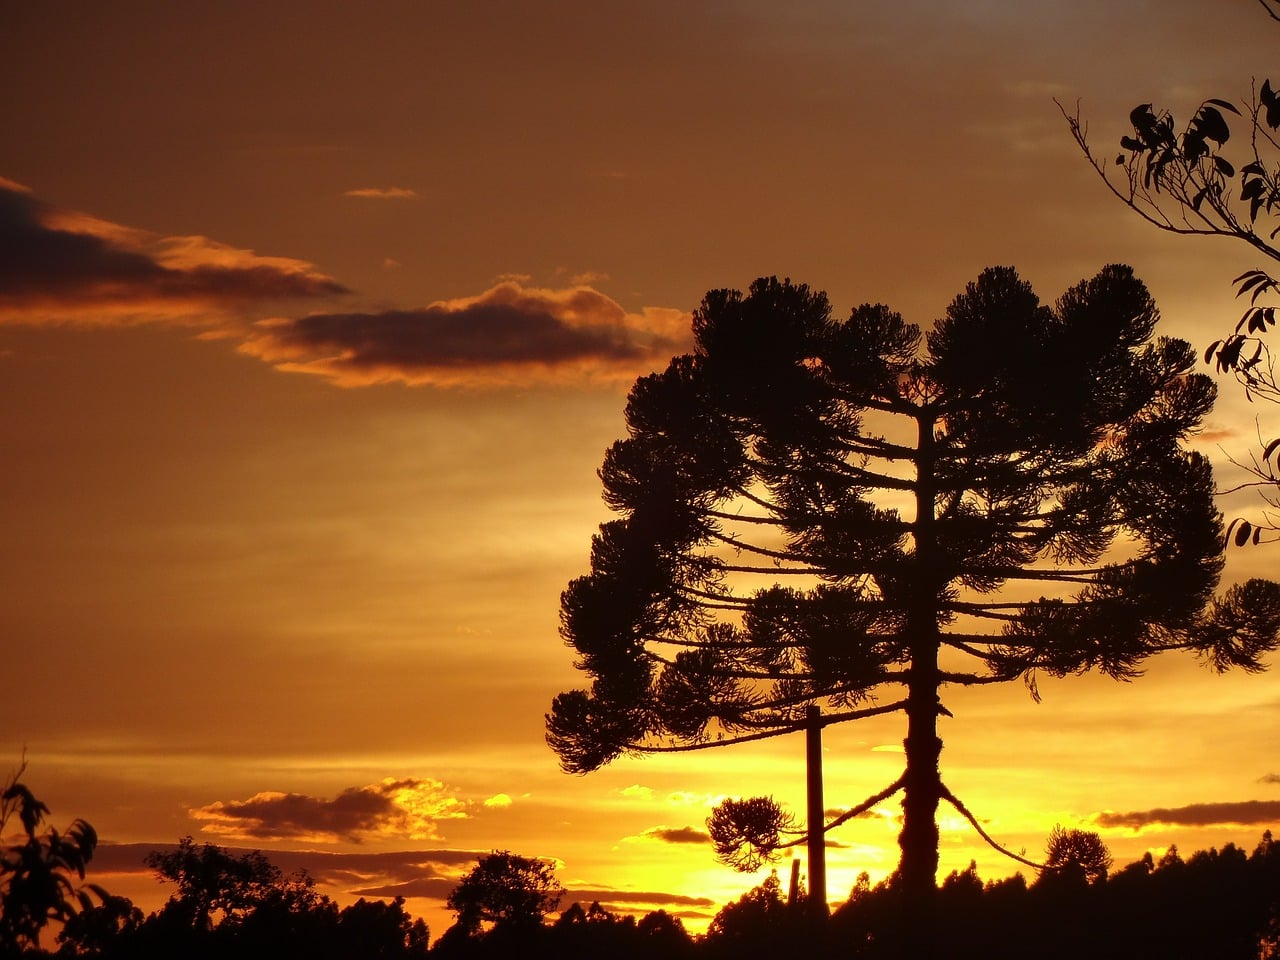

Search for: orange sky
xmin=3 ymin=0 xmax=1279 ymax=938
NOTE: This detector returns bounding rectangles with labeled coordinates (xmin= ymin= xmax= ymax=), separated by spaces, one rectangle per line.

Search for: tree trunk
xmin=897 ymin=407 xmax=942 ymax=948
xmin=899 ymin=660 xmax=941 ymax=918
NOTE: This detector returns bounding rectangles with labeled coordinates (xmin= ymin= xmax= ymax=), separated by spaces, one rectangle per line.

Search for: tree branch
xmin=633 ymin=699 xmax=909 ymax=753
xmin=940 ymin=783 xmax=1044 ymax=871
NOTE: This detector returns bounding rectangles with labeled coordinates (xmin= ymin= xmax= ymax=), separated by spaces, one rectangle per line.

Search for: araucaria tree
xmin=546 ymin=266 xmax=1280 ymax=913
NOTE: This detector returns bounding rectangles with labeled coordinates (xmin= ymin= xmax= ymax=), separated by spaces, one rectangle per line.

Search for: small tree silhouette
xmin=0 ymin=759 xmax=104 ymax=953
xmin=144 ymin=836 xmax=320 ymax=934
xmin=445 ymin=850 xmax=564 ymax=936
xmin=1043 ymin=824 xmax=1113 ymax=885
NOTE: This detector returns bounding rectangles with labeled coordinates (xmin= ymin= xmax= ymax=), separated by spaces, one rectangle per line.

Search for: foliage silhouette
xmin=706 ymin=797 xmax=797 ymax=874
xmin=1042 ymin=824 xmax=1112 ymax=886
xmin=1060 ymin=3 xmax=1280 ymax=541
xmin=702 ymin=868 xmax=812 ymax=959
xmin=23 ymin=829 xmax=1280 ymax=959
xmin=548 ymin=901 xmax=698 ymax=960
xmin=332 ymin=897 xmax=429 ymax=959
xmin=144 ymin=835 xmax=320 ymax=934
xmin=444 ymin=850 xmax=563 ymax=937
xmin=547 ymin=267 xmax=1280 ymax=924
xmin=54 ymin=894 xmax=143 ymax=958
xmin=818 ymin=832 xmax=1280 ymax=959
xmin=0 ymin=760 xmax=104 ymax=955
xmin=53 ymin=839 xmax=429 ymax=959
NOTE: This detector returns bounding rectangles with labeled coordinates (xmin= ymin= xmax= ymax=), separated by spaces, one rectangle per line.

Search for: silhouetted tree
xmin=1042 ymin=824 xmax=1112 ymax=885
xmin=703 ymin=869 xmax=807 ymax=959
xmin=635 ymin=909 xmax=694 ymax=956
xmin=0 ymin=761 xmax=104 ymax=955
xmin=444 ymin=850 xmax=563 ymax=937
xmin=706 ymin=796 xmax=798 ymax=874
xmin=335 ymin=897 xmax=429 ymax=958
xmin=547 ymin=267 xmax=1280 ymax=928
xmin=144 ymin=836 xmax=318 ymax=934
xmin=1061 ymin=5 xmax=1280 ymax=540
xmin=55 ymin=894 xmax=143 ymax=958
xmin=550 ymin=901 xmax=647 ymax=960
xmin=104 ymin=840 xmax=435 ymax=960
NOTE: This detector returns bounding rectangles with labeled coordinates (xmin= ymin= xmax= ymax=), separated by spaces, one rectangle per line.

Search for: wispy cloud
xmin=1095 ymin=799 xmax=1280 ymax=830
xmin=568 ymin=270 xmax=609 ymax=286
xmin=1261 ymin=774 xmax=1280 ymax=785
xmin=343 ymin=187 xmax=420 ymax=200
xmin=0 ymin=178 xmax=346 ymax=324
xmin=190 ymin=777 xmax=467 ymax=843
xmin=240 ymin=282 xmax=691 ymax=387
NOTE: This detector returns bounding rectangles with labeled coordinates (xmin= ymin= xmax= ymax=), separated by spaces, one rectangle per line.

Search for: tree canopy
xmin=546 ymin=266 xmax=1280 ymax=911
xmin=445 ymin=850 xmax=564 ymax=937
xmin=144 ymin=836 xmax=320 ymax=934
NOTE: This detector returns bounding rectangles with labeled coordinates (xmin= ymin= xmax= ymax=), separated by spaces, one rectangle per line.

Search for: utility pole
xmin=806 ymin=704 xmax=827 ymax=919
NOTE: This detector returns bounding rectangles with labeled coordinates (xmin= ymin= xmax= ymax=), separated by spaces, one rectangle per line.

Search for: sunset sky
xmin=4 ymin=0 xmax=1280 ymax=938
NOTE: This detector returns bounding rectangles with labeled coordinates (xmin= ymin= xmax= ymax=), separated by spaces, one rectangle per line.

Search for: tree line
xmin=4 ymin=767 xmax=1279 ymax=959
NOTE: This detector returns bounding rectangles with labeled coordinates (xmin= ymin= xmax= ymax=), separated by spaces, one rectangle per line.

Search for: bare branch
xmin=940 ymin=783 xmax=1044 ymax=871
xmin=634 ymin=698 xmax=910 ymax=754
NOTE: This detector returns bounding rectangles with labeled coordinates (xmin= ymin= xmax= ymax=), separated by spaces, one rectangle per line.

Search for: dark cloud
xmin=93 ymin=842 xmax=482 ymax=875
xmin=0 ymin=178 xmax=689 ymax=388
xmin=93 ymin=842 xmax=483 ymax=889
xmin=825 ymin=806 xmax=882 ymax=820
xmin=564 ymin=888 xmax=716 ymax=909
xmin=238 ymin=282 xmax=691 ymax=387
xmin=1095 ymin=799 xmax=1280 ymax=830
xmin=642 ymin=826 xmax=709 ymax=845
xmin=350 ymin=877 xmax=460 ymax=900
xmin=91 ymin=841 xmax=715 ymax=916
xmin=349 ymin=880 xmax=717 ymax=911
xmin=0 ymin=178 xmax=345 ymax=321
xmin=1261 ymin=774 xmax=1280 ymax=785
xmin=90 ymin=843 xmax=155 ymax=875
xmin=190 ymin=777 xmax=466 ymax=843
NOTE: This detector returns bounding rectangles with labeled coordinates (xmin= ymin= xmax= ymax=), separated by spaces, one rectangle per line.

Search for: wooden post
xmin=806 ymin=704 xmax=827 ymax=918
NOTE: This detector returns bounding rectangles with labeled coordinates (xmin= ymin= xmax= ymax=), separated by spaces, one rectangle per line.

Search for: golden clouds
xmin=190 ymin=777 xmax=467 ymax=843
